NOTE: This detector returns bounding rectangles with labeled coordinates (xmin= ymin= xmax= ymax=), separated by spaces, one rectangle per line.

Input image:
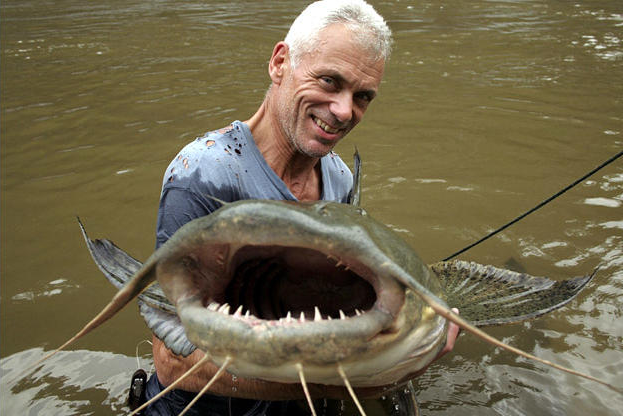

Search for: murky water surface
xmin=1 ymin=1 xmax=622 ymax=415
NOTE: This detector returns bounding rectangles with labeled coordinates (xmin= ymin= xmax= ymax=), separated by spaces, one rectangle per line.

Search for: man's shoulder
xmin=162 ymin=124 xmax=247 ymax=192
xmin=175 ymin=124 xmax=240 ymax=164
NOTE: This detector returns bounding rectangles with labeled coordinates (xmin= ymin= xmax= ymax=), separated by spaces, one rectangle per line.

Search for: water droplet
xmin=394 ymin=404 xmax=400 ymax=411
xmin=232 ymin=386 xmax=237 ymax=392
xmin=381 ymin=395 xmax=386 ymax=401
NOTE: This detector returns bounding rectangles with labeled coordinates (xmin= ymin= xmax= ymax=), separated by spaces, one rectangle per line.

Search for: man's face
xmin=275 ymin=24 xmax=385 ymax=158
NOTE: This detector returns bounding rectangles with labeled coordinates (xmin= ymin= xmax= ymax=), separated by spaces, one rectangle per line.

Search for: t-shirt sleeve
xmin=155 ymin=187 xmax=217 ymax=248
xmin=155 ymin=132 xmax=243 ymax=248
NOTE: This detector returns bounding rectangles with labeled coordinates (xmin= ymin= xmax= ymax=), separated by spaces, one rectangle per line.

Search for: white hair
xmin=284 ymin=0 xmax=392 ymax=67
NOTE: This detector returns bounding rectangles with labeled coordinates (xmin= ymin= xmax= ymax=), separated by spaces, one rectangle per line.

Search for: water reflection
xmin=0 ymin=348 xmax=139 ymax=415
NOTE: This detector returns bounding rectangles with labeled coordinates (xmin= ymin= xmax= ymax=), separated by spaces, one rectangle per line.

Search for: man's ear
xmin=268 ymin=42 xmax=290 ymax=85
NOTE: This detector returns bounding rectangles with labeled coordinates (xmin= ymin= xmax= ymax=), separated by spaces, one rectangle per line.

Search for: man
xmin=144 ymin=1 xmax=459 ymax=414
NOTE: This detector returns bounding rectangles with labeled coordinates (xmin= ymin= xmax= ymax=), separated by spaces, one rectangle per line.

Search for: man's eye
xmin=355 ymin=92 xmax=373 ymax=103
xmin=320 ymin=77 xmax=336 ymax=87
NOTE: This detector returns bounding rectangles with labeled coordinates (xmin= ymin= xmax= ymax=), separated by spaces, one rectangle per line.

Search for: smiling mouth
xmin=312 ymin=115 xmax=341 ymax=135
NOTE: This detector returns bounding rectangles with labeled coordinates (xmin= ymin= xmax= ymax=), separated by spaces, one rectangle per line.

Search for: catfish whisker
xmin=295 ymin=362 xmax=317 ymax=416
xmin=178 ymin=356 xmax=233 ymax=416
xmin=337 ymin=364 xmax=366 ymax=416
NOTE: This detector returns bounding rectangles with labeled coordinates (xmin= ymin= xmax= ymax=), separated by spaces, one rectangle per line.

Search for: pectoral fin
xmin=430 ymin=260 xmax=595 ymax=326
xmin=138 ymin=301 xmax=196 ymax=356
xmin=79 ymin=218 xmax=196 ymax=355
xmin=78 ymin=217 xmax=175 ymax=313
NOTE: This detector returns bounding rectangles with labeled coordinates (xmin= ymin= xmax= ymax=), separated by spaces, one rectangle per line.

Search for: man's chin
xmin=291 ymin=136 xmax=339 ymax=158
xmin=297 ymin=143 xmax=336 ymax=158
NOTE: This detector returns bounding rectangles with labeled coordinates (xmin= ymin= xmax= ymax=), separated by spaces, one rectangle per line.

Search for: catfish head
xmin=148 ymin=199 xmax=448 ymax=387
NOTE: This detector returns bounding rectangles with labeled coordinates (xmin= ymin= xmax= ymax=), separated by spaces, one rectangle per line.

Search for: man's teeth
xmin=313 ymin=116 xmax=339 ymax=134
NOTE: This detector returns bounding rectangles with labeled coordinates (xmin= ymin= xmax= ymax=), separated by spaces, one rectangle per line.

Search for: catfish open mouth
xmin=174 ymin=243 xmax=406 ymax=338
xmin=224 ymin=245 xmax=378 ymax=322
xmin=169 ymin=242 xmax=410 ymax=368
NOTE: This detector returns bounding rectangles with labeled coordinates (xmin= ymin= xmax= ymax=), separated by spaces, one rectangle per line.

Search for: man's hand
xmin=409 ymin=307 xmax=461 ymax=378
xmin=438 ymin=307 xmax=461 ymax=358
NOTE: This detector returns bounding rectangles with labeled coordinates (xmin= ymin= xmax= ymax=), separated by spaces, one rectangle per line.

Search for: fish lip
xmin=177 ymin=294 xmax=397 ymax=366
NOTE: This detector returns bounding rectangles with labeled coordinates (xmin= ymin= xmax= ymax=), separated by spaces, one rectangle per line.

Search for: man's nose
xmin=329 ymin=92 xmax=353 ymax=124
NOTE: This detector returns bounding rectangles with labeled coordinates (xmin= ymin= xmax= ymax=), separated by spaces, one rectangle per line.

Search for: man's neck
xmin=245 ymin=100 xmax=322 ymax=201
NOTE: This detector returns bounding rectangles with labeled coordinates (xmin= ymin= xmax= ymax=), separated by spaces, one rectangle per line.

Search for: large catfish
xmin=28 ymin=153 xmax=620 ymax=415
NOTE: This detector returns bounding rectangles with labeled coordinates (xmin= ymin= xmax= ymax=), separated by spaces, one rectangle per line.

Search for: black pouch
xmin=128 ymin=369 xmax=148 ymax=412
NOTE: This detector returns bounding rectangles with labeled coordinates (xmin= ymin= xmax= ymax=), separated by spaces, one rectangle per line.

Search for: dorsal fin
xmin=348 ymin=148 xmax=362 ymax=206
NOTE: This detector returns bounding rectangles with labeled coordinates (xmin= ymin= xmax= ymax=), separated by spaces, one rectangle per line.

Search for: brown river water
xmin=1 ymin=1 xmax=622 ymax=415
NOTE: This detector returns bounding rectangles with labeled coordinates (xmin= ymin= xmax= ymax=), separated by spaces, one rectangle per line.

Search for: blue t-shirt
xmin=156 ymin=120 xmax=353 ymax=247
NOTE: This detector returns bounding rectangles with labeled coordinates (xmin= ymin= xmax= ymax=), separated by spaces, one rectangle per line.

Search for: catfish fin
xmin=430 ymin=260 xmax=595 ymax=326
xmin=347 ymin=148 xmax=361 ymax=206
xmin=78 ymin=216 xmax=142 ymax=287
xmin=139 ymin=301 xmax=196 ymax=357
xmin=78 ymin=217 xmax=175 ymax=313
xmin=79 ymin=219 xmax=195 ymax=355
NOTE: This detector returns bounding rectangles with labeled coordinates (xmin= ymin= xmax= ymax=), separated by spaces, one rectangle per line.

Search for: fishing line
xmin=135 ymin=339 xmax=153 ymax=370
xmin=128 ymin=339 xmax=153 ymax=412
xmin=443 ymin=149 xmax=623 ymax=261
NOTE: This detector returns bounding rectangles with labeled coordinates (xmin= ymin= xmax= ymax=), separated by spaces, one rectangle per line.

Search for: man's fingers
xmin=444 ymin=308 xmax=460 ymax=352
xmin=438 ymin=308 xmax=460 ymax=357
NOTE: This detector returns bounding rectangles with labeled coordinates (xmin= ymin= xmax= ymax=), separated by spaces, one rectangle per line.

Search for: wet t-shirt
xmin=156 ymin=120 xmax=353 ymax=248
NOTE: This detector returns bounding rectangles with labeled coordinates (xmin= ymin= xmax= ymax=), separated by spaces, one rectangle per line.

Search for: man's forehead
xmin=314 ymin=24 xmax=378 ymax=59
xmin=298 ymin=25 xmax=385 ymax=86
